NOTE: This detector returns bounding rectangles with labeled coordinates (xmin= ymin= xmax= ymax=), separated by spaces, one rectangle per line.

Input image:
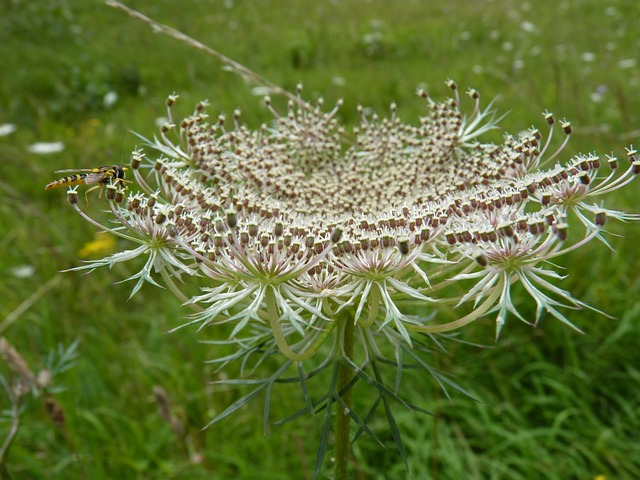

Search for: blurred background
xmin=1 ymin=0 xmax=639 ymax=478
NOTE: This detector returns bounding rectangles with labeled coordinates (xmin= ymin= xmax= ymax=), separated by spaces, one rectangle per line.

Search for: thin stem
xmin=361 ymin=283 xmax=380 ymax=329
xmin=106 ymin=1 xmax=297 ymax=103
xmin=333 ymin=314 xmax=355 ymax=480
xmin=407 ymin=284 xmax=502 ymax=333
xmin=265 ymin=286 xmax=335 ymax=361
xmin=0 ymin=399 xmax=20 ymax=478
xmin=159 ymin=268 xmax=201 ymax=311
xmin=72 ymin=204 xmax=138 ymax=243
xmin=131 ymin=167 xmax=154 ymax=195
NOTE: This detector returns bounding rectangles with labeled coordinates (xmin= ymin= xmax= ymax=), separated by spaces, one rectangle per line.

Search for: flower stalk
xmin=333 ymin=314 xmax=355 ymax=480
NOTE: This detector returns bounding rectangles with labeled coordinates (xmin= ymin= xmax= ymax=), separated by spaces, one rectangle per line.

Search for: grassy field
xmin=1 ymin=0 xmax=640 ymax=478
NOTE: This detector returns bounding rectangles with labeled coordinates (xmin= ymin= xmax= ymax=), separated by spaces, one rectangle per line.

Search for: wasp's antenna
xmin=106 ymin=1 xmax=299 ymax=104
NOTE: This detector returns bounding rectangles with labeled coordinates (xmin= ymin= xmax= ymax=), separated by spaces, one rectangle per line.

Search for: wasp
xmin=45 ymin=165 xmax=128 ymax=204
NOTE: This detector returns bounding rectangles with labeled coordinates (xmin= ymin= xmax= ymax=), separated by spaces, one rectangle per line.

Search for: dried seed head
xmin=330 ymin=226 xmax=344 ymax=244
xmin=67 ymin=188 xmax=79 ymax=205
xmin=226 ymin=210 xmax=238 ymax=229
xmin=398 ymin=236 xmax=410 ymax=255
xmin=131 ymin=154 xmax=142 ymax=170
xmin=274 ymin=221 xmax=284 ymax=237
xmin=106 ymin=184 xmax=117 ymax=201
xmin=474 ymin=251 xmax=488 ymax=267
xmin=578 ymin=173 xmax=591 ymax=185
xmin=166 ymin=93 xmax=179 ymax=107
xmin=555 ymin=222 xmax=568 ymax=241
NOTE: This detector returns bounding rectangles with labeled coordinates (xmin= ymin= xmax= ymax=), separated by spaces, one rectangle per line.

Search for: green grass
xmin=1 ymin=0 xmax=640 ymax=478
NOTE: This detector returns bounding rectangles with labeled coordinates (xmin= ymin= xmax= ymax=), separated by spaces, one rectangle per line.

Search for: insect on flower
xmin=45 ymin=165 xmax=128 ymax=204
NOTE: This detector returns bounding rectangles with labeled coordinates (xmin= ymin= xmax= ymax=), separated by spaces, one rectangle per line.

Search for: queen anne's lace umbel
xmin=69 ymin=81 xmax=638 ymax=361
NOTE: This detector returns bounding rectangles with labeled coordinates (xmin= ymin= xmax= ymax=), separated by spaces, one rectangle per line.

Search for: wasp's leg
xmin=113 ymin=178 xmax=131 ymax=195
xmin=84 ymin=185 xmax=100 ymax=205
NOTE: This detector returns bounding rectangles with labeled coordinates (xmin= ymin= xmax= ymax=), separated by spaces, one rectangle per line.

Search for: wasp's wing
xmin=82 ymin=172 xmax=107 ymax=185
xmin=54 ymin=168 xmax=101 ymax=174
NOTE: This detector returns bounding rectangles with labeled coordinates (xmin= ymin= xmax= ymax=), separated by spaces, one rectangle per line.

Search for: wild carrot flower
xmin=60 ymin=72 xmax=639 ymax=474
xmin=42 ymin=4 xmax=639 ymax=477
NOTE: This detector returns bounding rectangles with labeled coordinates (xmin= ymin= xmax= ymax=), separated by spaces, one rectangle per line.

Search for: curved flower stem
xmin=425 ymin=262 xmax=476 ymax=292
xmin=361 ymin=283 xmax=380 ymax=329
xmin=72 ymin=203 xmax=139 ymax=243
xmin=131 ymin=167 xmax=154 ymax=196
xmin=265 ymin=286 xmax=335 ymax=361
xmin=333 ymin=313 xmax=355 ymax=480
xmin=407 ymin=284 xmax=502 ymax=333
xmin=159 ymin=268 xmax=200 ymax=310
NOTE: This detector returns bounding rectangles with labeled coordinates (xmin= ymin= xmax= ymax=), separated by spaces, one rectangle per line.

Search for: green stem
xmin=406 ymin=284 xmax=501 ymax=333
xmin=361 ymin=283 xmax=380 ymax=329
xmin=333 ymin=315 xmax=355 ymax=480
xmin=160 ymin=268 xmax=200 ymax=311
xmin=265 ymin=285 xmax=335 ymax=361
xmin=0 ymin=400 xmax=19 ymax=480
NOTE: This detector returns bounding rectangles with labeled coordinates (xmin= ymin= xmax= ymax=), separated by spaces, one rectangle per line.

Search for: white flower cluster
xmin=69 ymin=82 xmax=639 ymax=359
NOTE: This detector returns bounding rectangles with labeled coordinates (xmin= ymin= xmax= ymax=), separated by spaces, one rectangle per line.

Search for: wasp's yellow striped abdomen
xmin=44 ymin=173 xmax=90 ymax=190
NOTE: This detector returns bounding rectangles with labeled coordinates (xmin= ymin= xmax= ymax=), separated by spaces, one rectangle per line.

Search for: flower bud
xmin=544 ymin=111 xmax=555 ymax=125
xmin=541 ymin=193 xmax=551 ymax=206
xmin=274 ymin=221 xmax=284 ymax=237
xmin=578 ymin=173 xmax=590 ymax=185
xmin=67 ymin=189 xmax=78 ymax=205
xmin=166 ymin=94 xmax=179 ymax=107
xmin=445 ymin=231 xmax=456 ymax=245
xmin=398 ymin=237 xmax=410 ymax=255
xmin=498 ymin=222 xmax=514 ymax=237
xmin=541 ymin=212 xmax=554 ymax=226
xmin=595 ymin=210 xmax=607 ymax=227
xmin=305 ymin=235 xmax=315 ymax=248
xmin=226 ymin=210 xmax=238 ymax=229
xmin=330 ymin=226 xmax=344 ymax=244
xmin=555 ymin=223 xmax=568 ymax=241
xmin=474 ymin=251 xmax=488 ymax=267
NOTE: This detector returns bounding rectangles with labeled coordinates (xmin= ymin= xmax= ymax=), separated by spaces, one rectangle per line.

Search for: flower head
xmin=67 ymin=82 xmax=639 ymax=357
